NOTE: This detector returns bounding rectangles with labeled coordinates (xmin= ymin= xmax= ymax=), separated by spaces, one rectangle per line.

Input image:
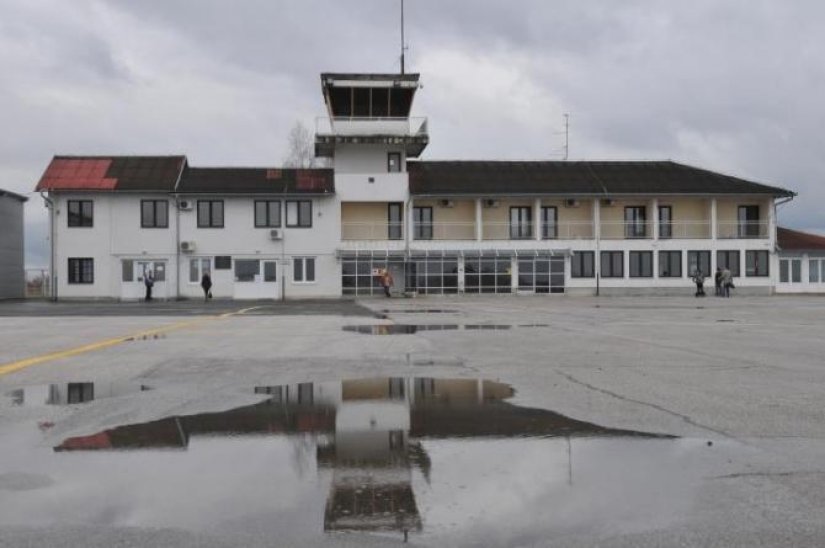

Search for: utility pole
xmin=563 ymin=113 xmax=570 ymax=161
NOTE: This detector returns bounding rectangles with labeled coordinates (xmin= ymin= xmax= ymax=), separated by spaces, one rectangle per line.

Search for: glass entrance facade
xmin=518 ymin=257 xmax=565 ymax=293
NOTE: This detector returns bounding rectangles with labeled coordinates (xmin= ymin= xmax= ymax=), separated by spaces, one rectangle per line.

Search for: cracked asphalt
xmin=1 ymin=295 xmax=824 ymax=547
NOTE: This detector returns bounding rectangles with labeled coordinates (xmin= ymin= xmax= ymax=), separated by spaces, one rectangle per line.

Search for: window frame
xmin=197 ymin=200 xmax=225 ymax=228
xmin=293 ymin=257 xmax=317 ymax=284
xmin=285 ymin=200 xmax=313 ymax=228
xmin=687 ymin=250 xmax=711 ymax=278
xmin=658 ymin=250 xmax=682 ymax=278
xmin=387 ymin=152 xmax=402 ymax=173
xmin=254 ymin=200 xmax=281 ymax=228
xmin=717 ymin=250 xmax=741 ymax=277
xmin=737 ymin=205 xmax=761 ymax=238
xmin=140 ymin=200 xmax=169 ymax=229
xmin=412 ymin=206 xmax=433 ymax=240
xmin=745 ymin=250 xmax=770 ymax=277
xmin=67 ymin=200 xmax=94 ymax=228
xmin=541 ymin=206 xmax=558 ymax=240
xmin=624 ymin=206 xmax=647 ymax=239
xmin=571 ymin=251 xmax=595 ymax=278
xmin=658 ymin=205 xmax=673 ymax=239
xmin=68 ymin=258 xmax=94 ymax=284
xmin=387 ymin=203 xmax=403 ymax=240
xmin=629 ymin=251 xmax=653 ymax=278
xmin=600 ymin=251 xmax=624 ymax=278
xmin=509 ymin=206 xmax=533 ymax=240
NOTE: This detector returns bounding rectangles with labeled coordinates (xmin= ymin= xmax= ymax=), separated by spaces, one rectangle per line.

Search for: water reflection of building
xmin=9 ymin=382 xmax=150 ymax=406
xmin=54 ymin=378 xmax=666 ymax=537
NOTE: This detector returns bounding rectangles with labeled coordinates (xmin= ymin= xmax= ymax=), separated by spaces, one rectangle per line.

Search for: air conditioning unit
xmin=179 ymin=200 xmax=193 ymax=211
xmin=439 ymin=199 xmax=455 ymax=208
xmin=269 ymin=229 xmax=282 ymax=241
xmin=564 ymin=199 xmax=580 ymax=208
xmin=483 ymin=199 xmax=499 ymax=208
xmin=180 ymin=241 xmax=196 ymax=253
xmin=602 ymin=199 xmax=616 ymax=207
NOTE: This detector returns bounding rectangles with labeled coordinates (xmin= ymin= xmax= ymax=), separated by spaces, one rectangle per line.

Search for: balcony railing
xmin=658 ymin=221 xmax=712 ymax=239
xmin=315 ymin=116 xmax=428 ymax=137
xmin=717 ymin=221 xmax=769 ymax=239
xmin=342 ymin=222 xmax=405 ymax=241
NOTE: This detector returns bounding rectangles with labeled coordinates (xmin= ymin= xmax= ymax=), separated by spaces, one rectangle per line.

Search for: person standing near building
xmin=721 ymin=267 xmax=733 ymax=298
xmin=691 ymin=269 xmax=706 ymax=297
xmin=382 ymin=269 xmax=394 ymax=298
xmin=144 ymin=269 xmax=154 ymax=302
xmin=201 ymin=273 xmax=212 ymax=301
xmin=714 ymin=267 xmax=723 ymax=296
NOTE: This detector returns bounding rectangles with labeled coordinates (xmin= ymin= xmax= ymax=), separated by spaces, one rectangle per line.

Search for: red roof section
xmin=778 ymin=227 xmax=825 ymax=251
xmin=37 ymin=159 xmax=116 ymax=191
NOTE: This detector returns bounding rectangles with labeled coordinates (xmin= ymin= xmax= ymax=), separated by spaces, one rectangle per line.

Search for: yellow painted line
xmin=0 ymin=306 xmax=258 ymax=379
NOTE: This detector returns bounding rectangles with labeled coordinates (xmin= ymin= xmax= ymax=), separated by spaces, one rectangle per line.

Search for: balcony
xmin=315 ymin=116 xmax=428 ymax=137
xmin=717 ymin=221 xmax=769 ymax=239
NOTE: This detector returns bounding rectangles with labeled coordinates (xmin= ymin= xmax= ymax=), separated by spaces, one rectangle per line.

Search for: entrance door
xmin=121 ymin=260 xmax=168 ymax=300
xmin=387 ymin=262 xmax=405 ymax=296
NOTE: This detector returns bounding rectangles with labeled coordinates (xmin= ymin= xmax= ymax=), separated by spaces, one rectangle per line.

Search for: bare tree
xmin=283 ymin=121 xmax=321 ymax=168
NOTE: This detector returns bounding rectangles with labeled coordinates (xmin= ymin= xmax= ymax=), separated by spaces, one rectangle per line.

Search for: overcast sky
xmin=2 ymin=0 xmax=823 ymax=267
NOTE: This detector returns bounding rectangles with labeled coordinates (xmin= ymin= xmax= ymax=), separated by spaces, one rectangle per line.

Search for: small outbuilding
xmin=776 ymin=227 xmax=825 ymax=293
xmin=0 ymin=189 xmax=27 ymax=299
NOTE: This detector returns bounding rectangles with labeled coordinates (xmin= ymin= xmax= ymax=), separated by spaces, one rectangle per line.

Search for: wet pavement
xmin=0 ymin=376 xmax=730 ymax=546
xmin=343 ymin=324 xmax=550 ymax=334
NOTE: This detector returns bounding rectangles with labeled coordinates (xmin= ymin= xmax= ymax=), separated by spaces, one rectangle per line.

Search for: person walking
xmin=381 ymin=269 xmax=394 ymax=298
xmin=714 ymin=267 xmax=723 ymax=297
xmin=144 ymin=269 xmax=154 ymax=302
xmin=200 ymin=273 xmax=213 ymax=301
xmin=691 ymin=268 xmax=706 ymax=297
xmin=721 ymin=267 xmax=733 ymax=298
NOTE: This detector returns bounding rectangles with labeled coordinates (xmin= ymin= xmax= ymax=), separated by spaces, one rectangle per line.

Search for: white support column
xmin=534 ymin=198 xmax=542 ymax=241
xmin=408 ymin=198 xmax=415 ymax=242
xmin=710 ymin=198 xmax=718 ymax=240
xmin=651 ymin=198 xmax=659 ymax=240
xmin=768 ymin=198 xmax=776 ymax=248
xmin=593 ymin=199 xmax=601 ymax=241
xmin=475 ymin=198 xmax=483 ymax=242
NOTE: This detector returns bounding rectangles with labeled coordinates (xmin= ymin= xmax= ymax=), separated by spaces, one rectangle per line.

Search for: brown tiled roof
xmin=777 ymin=227 xmax=825 ymax=251
xmin=178 ymin=167 xmax=334 ymax=194
xmin=408 ymin=160 xmax=795 ymax=197
xmin=35 ymin=156 xmax=186 ymax=192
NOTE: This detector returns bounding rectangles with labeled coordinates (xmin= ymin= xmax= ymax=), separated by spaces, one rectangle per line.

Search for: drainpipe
xmin=40 ymin=192 xmax=56 ymax=301
xmin=174 ymin=195 xmax=181 ymax=300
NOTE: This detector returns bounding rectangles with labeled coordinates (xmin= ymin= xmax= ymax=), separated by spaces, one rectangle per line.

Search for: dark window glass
xmin=286 ymin=200 xmax=312 ymax=227
xmin=738 ymin=205 xmax=760 ymax=238
xmin=263 ymin=261 xmax=277 ymax=282
xmin=234 ymin=259 xmax=259 ymax=282
xmin=68 ymin=258 xmax=94 ymax=284
xmin=254 ymin=200 xmax=281 ymax=228
xmin=746 ymin=250 xmax=769 ymax=277
xmin=600 ymin=251 xmax=624 ymax=278
xmin=629 ymin=251 xmax=653 ymax=278
xmin=294 ymin=257 xmax=315 ymax=282
xmin=141 ymin=200 xmax=168 ymax=228
xmin=780 ymin=259 xmax=789 ymax=283
xmin=658 ymin=251 xmax=682 ymax=278
xmin=214 ymin=256 xmax=232 ymax=270
xmin=624 ymin=206 xmax=647 ymax=238
xmin=510 ymin=207 xmax=532 ymax=239
xmin=658 ymin=206 xmax=672 ymax=239
xmin=541 ymin=207 xmax=558 ymax=239
xmin=792 ymin=259 xmax=801 ymax=282
xmin=717 ymin=250 xmax=741 ymax=277
xmin=388 ymin=203 xmax=403 ymax=240
xmin=688 ymin=251 xmax=711 ymax=277
xmin=197 ymin=200 xmax=224 ymax=228
xmin=413 ymin=207 xmax=433 ymax=240
xmin=67 ymin=200 xmax=93 ymax=227
xmin=388 ymin=152 xmax=402 ymax=173
xmin=571 ymin=251 xmax=594 ymax=278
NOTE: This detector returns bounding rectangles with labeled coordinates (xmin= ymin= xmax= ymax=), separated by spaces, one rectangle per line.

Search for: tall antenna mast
xmin=400 ymin=0 xmax=406 ymax=74
xmin=563 ymin=113 xmax=570 ymax=161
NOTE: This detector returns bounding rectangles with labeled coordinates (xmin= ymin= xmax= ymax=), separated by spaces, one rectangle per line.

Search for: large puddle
xmin=344 ymin=324 xmax=549 ymax=335
xmin=1 ymin=377 xmax=714 ymax=544
xmin=6 ymin=382 xmax=151 ymax=406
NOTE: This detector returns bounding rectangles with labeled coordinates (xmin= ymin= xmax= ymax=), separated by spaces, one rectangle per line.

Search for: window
xmin=658 ymin=251 xmax=682 ymax=278
xmin=658 ymin=206 xmax=672 ymax=239
xmin=510 ymin=207 xmax=532 ymax=240
xmin=809 ymin=259 xmax=824 ymax=283
xmin=541 ymin=207 xmax=558 ymax=239
xmin=197 ymin=200 xmax=224 ymax=228
xmin=464 ymin=257 xmax=512 ymax=294
xmin=235 ymin=259 xmax=260 ymax=282
xmin=687 ymin=251 xmax=711 ymax=277
xmin=140 ymin=200 xmax=168 ymax=228
xmin=629 ymin=251 xmax=653 ymax=278
xmin=342 ymin=258 xmax=405 ymax=296
xmin=189 ymin=258 xmax=211 ymax=283
xmin=293 ymin=257 xmax=316 ymax=283
xmin=263 ymin=261 xmax=277 ymax=282
xmin=214 ymin=256 xmax=232 ymax=270
xmin=408 ymin=258 xmax=459 ymax=295
xmin=68 ymin=258 xmax=94 ymax=284
xmin=717 ymin=250 xmax=741 ymax=277
xmin=518 ymin=258 xmax=564 ymax=293
xmin=738 ymin=205 xmax=760 ymax=238
xmin=600 ymin=251 xmax=624 ymax=278
xmin=254 ymin=200 xmax=281 ymax=228
xmin=388 ymin=152 xmax=402 ymax=173
xmin=624 ymin=206 xmax=647 ymax=238
xmin=413 ymin=206 xmax=433 ymax=240
xmin=571 ymin=251 xmax=595 ymax=278
xmin=67 ymin=200 xmax=93 ymax=227
xmin=746 ymin=250 xmax=769 ymax=277
xmin=286 ymin=200 xmax=312 ymax=228
xmin=122 ymin=260 xmax=134 ymax=282
xmin=388 ymin=203 xmax=403 ymax=240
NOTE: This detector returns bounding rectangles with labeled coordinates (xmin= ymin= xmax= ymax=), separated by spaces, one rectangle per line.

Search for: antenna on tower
xmin=400 ymin=0 xmax=407 ymax=74
xmin=563 ymin=113 xmax=570 ymax=161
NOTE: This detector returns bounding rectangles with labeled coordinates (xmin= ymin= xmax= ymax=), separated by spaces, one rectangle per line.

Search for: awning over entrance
xmin=337 ymin=248 xmax=572 ymax=260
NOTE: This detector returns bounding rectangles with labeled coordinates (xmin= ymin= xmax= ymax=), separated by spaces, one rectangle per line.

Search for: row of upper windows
xmin=66 ymin=199 xmax=314 ymax=229
xmin=570 ymin=250 xmax=770 ymax=279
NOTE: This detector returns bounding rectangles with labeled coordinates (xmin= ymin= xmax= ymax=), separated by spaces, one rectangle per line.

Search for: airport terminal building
xmin=35 ymin=72 xmax=802 ymax=300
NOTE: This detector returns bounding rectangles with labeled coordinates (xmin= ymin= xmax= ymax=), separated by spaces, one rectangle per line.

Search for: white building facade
xmin=35 ymin=72 xmax=799 ymax=300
